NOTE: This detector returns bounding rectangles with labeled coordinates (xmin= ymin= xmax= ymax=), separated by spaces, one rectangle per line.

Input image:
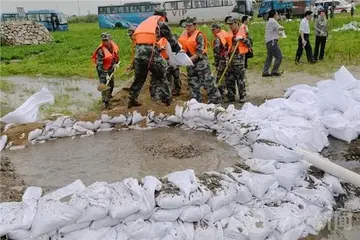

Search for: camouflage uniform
xmin=95 ymin=33 xmax=118 ymax=106
xmin=225 ymin=18 xmax=251 ymax=103
xmin=211 ymin=23 xmax=228 ymax=98
xmin=167 ymin=66 xmax=181 ymax=95
xmin=185 ymin=19 xmax=222 ymax=104
xmin=129 ymin=15 xmax=180 ymax=107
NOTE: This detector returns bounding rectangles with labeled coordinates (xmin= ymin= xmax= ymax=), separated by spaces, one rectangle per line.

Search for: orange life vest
xmin=240 ymin=24 xmax=249 ymax=38
xmin=133 ymin=15 xmax=162 ymax=44
xmin=228 ymin=27 xmax=249 ymax=55
xmin=92 ymin=41 xmax=119 ymax=70
xmin=178 ymin=30 xmax=207 ymax=56
xmin=212 ymin=30 xmax=232 ymax=49
xmin=157 ymin=37 xmax=169 ymax=60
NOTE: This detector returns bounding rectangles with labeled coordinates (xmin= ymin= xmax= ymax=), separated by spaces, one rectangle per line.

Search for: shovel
xmin=97 ymin=61 xmax=120 ymax=92
xmin=217 ymin=41 xmax=240 ymax=87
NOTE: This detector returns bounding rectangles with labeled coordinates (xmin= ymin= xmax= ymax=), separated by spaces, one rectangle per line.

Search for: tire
xmin=341 ymin=10 xmax=347 ymax=13
xmin=115 ymin=22 xmax=122 ymax=29
xmin=224 ymin=16 xmax=232 ymax=24
xmin=180 ymin=20 xmax=186 ymax=28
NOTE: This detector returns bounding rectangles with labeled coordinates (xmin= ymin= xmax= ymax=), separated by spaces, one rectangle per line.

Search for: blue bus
xmin=1 ymin=13 xmax=20 ymax=22
xmin=98 ymin=2 xmax=161 ymax=29
xmin=26 ymin=10 xmax=68 ymax=31
xmin=258 ymin=0 xmax=311 ymax=19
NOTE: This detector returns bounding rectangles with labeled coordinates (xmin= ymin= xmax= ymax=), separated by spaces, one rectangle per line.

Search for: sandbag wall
xmin=1 ymin=66 xmax=360 ymax=240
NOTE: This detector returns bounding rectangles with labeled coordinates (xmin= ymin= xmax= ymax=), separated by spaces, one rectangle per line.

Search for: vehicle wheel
xmin=180 ymin=20 xmax=186 ymax=28
xmin=115 ymin=22 xmax=122 ymax=29
xmin=341 ymin=10 xmax=347 ymax=13
xmin=224 ymin=16 xmax=232 ymax=24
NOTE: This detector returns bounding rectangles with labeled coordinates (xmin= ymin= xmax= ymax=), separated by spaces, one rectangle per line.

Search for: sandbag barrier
xmin=1 ymin=66 xmax=360 ymax=240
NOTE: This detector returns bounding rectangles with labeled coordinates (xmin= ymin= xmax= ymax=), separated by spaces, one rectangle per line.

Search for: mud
xmin=0 ymin=156 xmax=25 ymax=202
xmin=1 ymin=127 xmax=240 ymax=194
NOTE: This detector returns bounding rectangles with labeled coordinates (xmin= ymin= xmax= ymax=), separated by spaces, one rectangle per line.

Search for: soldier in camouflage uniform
xmin=128 ymin=9 xmax=181 ymax=108
xmin=225 ymin=17 xmax=251 ymax=103
xmin=167 ymin=34 xmax=181 ymax=96
xmin=92 ymin=33 xmax=119 ymax=108
xmin=178 ymin=17 xmax=222 ymax=104
xmin=211 ymin=23 xmax=228 ymax=98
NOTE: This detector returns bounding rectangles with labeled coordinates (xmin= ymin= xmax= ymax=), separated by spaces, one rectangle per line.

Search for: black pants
xmin=263 ymin=40 xmax=282 ymax=74
xmin=313 ymin=36 xmax=327 ymax=61
xmin=295 ymin=34 xmax=313 ymax=63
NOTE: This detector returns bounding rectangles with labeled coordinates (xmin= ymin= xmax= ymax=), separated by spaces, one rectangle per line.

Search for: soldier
xmin=92 ymin=33 xmax=119 ymax=108
xmin=128 ymin=9 xmax=180 ymax=108
xmin=178 ymin=17 xmax=222 ymax=104
xmin=225 ymin=17 xmax=251 ymax=103
xmin=157 ymin=36 xmax=182 ymax=96
xmin=211 ymin=22 xmax=230 ymax=98
xmin=125 ymin=26 xmax=136 ymax=72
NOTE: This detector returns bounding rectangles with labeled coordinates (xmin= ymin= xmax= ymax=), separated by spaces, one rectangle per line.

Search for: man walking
xmin=129 ymin=9 xmax=180 ymax=108
xmin=211 ymin=22 xmax=230 ymax=99
xmin=92 ymin=33 xmax=119 ymax=108
xmin=295 ymin=11 xmax=316 ymax=64
xmin=178 ymin=17 xmax=222 ymax=104
xmin=351 ymin=1 xmax=356 ymax=17
xmin=262 ymin=10 xmax=284 ymax=77
xmin=313 ymin=8 xmax=328 ymax=61
xmin=225 ymin=17 xmax=251 ymax=103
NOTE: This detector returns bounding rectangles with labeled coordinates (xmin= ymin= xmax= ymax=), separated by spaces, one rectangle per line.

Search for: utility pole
xmin=77 ymin=0 xmax=81 ymax=16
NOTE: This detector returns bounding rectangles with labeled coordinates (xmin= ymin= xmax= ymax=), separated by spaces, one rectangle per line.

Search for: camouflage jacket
xmin=213 ymin=37 xmax=228 ymax=68
xmin=189 ymin=33 xmax=209 ymax=71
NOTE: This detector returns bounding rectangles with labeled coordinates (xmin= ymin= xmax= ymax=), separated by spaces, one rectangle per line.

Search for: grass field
xmin=1 ymin=15 xmax=360 ymax=80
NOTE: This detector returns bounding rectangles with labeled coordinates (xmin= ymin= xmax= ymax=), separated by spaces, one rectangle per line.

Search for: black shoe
xmin=128 ymin=99 xmax=142 ymax=108
xmin=309 ymin=60 xmax=316 ymax=64
xmin=162 ymin=98 xmax=171 ymax=106
xmin=225 ymin=98 xmax=235 ymax=103
xmin=172 ymin=91 xmax=181 ymax=97
xmin=271 ymin=70 xmax=284 ymax=77
xmin=262 ymin=73 xmax=272 ymax=77
xmin=104 ymin=101 xmax=110 ymax=109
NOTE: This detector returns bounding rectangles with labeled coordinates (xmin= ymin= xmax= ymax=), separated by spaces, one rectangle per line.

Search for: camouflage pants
xmin=129 ymin=48 xmax=170 ymax=103
xmin=167 ymin=66 xmax=181 ymax=94
xmin=226 ymin=54 xmax=246 ymax=101
xmin=187 ymin=64 xmax=222 ymax=104
xmin=98 ymin=70 xmax=114 ymax=103
xmin=215 ymin=58 xmax=227 ymax=97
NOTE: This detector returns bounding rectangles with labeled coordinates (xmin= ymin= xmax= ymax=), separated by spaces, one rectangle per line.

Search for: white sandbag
xmin=31 ymin=180 xmax=86 ymax=238
xmin=180 ymin=204 xmax=211 ymax=222
xmin=274 ymin=222 xmax=305 ymax=240
xmin=274 ymin=161 xmax=310 ymax=191
xmin=317 ymin=80 xmax=348 ymax=112
xmin=322 ymin=174 xmax=345 ymax=195
xmin=287 ymin=89 xmax=317 ymax=104
xmin=150 ymin=207 xmax=183 ymax=222
xmin=59 ymin=221 xmax=91 ymax=234
xmin=7 ymin=229 xmax=31 ymax=240
xmin=245 ymin=158 xmax=277 ymax=174
xmin=109 ymin=115 xmax=127 ymax=124
xmin=241 ymin=171 xmax=278 ymax=199
xmin=90 ymin=215 xmax=122 ymax=230
xmin=284 ymin=84 xmax=317 ymax=99
xmin=52 ymin=127 xmax=76 ymax=138
xmin=0 ymin=86 xmax=54 ymax=124
xmin=57 ymin=226 xmax=112 ymax=240
xmin=205 ymin=203 xmax=235 ymax=223
xmin=75 ymin=120 xmax=101 ymax=131
xmin=334 ymin=66 xmax=358 ymax=90
xmin=69 ymin=181 xmax=111 ymax=223
xmin=99 ymin=123 xmax=113 ymax=129
xmin=122 ymin=219 xmax=173 ymax=240
xmin=166 ymin=169 xmax=198 ymax=198
xmin=268 ymin=203 xmax=306 ymax=234
xmin=194 ymin=222 xmax=224 ymax=240
xmin=260 ymin=185 xmax=288 ymax=205
xmin=222 ymin=217 xmax=247 ymax=240
xmin=138 ymin=176 xmax=162 ymax=215
xmin=156 ymin=189 xmax=187 ymax=210
xmin=0 ymin=135 xmax=7 ymax=152
xmin=0 ymin=187 xmax=42 ymax=236
xmin=202 ymin=172 xmax=238 ymax=211
xmin=101 ymin=114 xmax=111 ymax=123
xmin=131 ymin=111 xmax=145 ymax=124
xmin=234 ymin=184 xmax=253 ymax=204
xmin=187 ymin=183 xmax=212 ymax=205
xmin=252 ymin=142 xmax=302 ymax=163
xmin=291 ymin=186 xmax=333 ymax=209
xmin=328 ymin=126 xmax=358 ymax=143
xmin=108 ymin=178 xmax=143 ymax=219
xmin=343 ymin=105 xmax=360 ymax=122
xmin=297 ymin=128 xmax=329 ymax=152
xmin=28 ymin=129 xmax=43 ymax=141
xmin=161 ymin=221 xmax=194 ymax=240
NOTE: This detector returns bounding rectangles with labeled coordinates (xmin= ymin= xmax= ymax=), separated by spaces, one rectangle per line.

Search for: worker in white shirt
xmin=295 ymin=11 xmax=316 ymax=64
xmin=351 ymin=0 xmax=356 ymax=17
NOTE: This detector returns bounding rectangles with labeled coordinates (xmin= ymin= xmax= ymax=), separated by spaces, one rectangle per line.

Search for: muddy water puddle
xmin=0 ymin=76 xmax=127 ymax=117
xmin=2 ymin=127 xmax=239 ymax=193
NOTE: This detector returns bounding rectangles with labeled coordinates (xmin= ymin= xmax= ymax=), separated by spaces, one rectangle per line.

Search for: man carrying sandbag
xmin=92 ymin=33 xmax=120 ymax=109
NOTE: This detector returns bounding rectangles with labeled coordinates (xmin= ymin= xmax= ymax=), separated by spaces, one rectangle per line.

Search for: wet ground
xmin=2 ymin=127 xmax=239 ymax=194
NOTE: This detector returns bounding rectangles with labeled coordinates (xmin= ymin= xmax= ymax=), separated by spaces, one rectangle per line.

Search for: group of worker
xmin=92 ymin=9 xmax=252 ymax=109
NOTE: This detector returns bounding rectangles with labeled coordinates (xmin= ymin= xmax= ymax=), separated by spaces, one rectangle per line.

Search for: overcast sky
xmin=1 ymin=0 xmax=143 ymax=16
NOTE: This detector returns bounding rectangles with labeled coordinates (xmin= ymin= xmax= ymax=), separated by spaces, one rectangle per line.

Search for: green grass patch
xmin=1 ymin=16 xmax=360 ymax=79
xmin=65 ymin=86 xmax=80 ymax=92
xmin=0 ymin=80 xmax=15 ymax=93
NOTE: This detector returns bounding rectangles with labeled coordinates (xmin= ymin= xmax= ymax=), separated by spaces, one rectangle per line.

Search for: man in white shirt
xmin=295 ymin=11 xmax=316 ymax=64
xmin=351 ymin=0 xmax=356 ymax=17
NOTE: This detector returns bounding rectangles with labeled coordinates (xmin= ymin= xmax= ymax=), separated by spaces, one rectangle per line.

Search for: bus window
xmin=222 ymin=0 xmax=233 ymax=6
xmin=192 ymin=0 xmax=206 ymax=8
xmin=39 ymin=13 xmax=51 ymax=22
xmin=98 ymin=7 xmax=106 ymax=14
xmin=233 ymin=2 xmax=246 ymax=13
xmin=27 ymin=14 xmax=39 ymax=21
xmin=57 ymin=13 xmax=67 ymax=24
xmin=164 ymin=1 xmax=178 ymax=10
xmin=129 ymin=5 xmax=141 ymax=12
xmin=207 ymin=0 xmax=222 ymax=7
xmin=106 ymin=7 xmax=112 ymax=14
